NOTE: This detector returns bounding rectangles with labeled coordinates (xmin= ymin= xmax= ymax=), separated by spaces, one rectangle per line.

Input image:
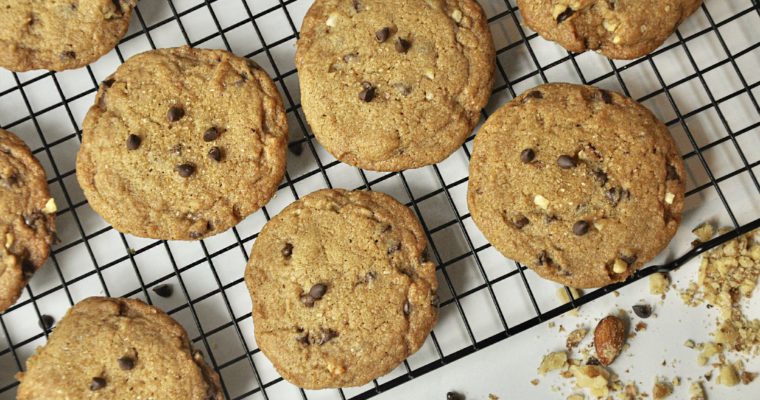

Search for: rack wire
xmin=1 ymin=0 xmax=759 ymax=399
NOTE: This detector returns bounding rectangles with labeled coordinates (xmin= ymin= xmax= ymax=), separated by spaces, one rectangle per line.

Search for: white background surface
xmin=1 ymin=0 xmax=759 ymax=399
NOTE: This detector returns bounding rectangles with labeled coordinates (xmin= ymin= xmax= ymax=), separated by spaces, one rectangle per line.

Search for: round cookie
xmin=76 ymin=46 xmax=288 ymax=240
xmin=245 ymin=189 xmax=438 ymax=388
xmin=16 ymin=297 xmax=222 ymax=399
xmin=296 ymin=0 xmax=495 ymax=171
xmin=0 ymin=0 xmax=138 ymax=71
xmin=517 ymin=0 xmax=702 ymax=60
xmin=1 ymin=128 xmax=56 ymax=313
xmin=468 ymin=83 xmax=685 ymax=288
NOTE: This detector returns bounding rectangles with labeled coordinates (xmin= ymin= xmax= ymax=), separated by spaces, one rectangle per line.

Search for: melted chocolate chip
xmin=513 ymin=215 xmax=530 ymax=229
xmin=557 ymin=155 xmax=577 ymax=169
xmin=586 ymin=357 xmax=601 ymax=366
xmin=61 ymin=51 xmax=76 ymax=60
xmin=309 ymin=284 xmax=327 ymax=300
xmin=537 ymin=250 xmax=552 ymax=266
xmin=203 ymin=127 xmax=220 ymax=142
xmin=282 ymin=243 xmax=293 ymax=258
xmin=103 ymin=78 xmax=115 ymax=88
xmin=556 ymin=8 xmax=575 ymax=23
xmin=573 ymin=221 xmax=590 ymax=236
xmin=359 ymin=83 xmax=376 ymax=102
xmin=90 ymin=377 xmax=106 ymax=391
xmin=317 ymin=329 xmax=338 ymax=345
xmin=395 ymin=38 xmax=411 ymax=53
xmin=520 ymin=148 xmax=536 ymax=163
xmin=152 ymin=284 xmax=173 ymax=298
xmin=126 ymin=134 xmax=141 ymax=150
xmin=375 ymin=27 xmax=391 ymax=42
xmin=606 ymin=187 xmax=629 ymax=207
xmin=632 ymin=304 xmax=652 ymax=319
xmin=524 ymin=91 xmax=543 ymax=101
xmin=118 ymin=356 xmax=135 ymax=370
xmin=592 ymin=170 xmax=608 ymax=185
xmin=666 ymin=164 xmax=680 ymax=181
xmin=598 ymin=90 xmax=613 ymax=104
xmin=296 ymin=333 xmax=310 ymax=345
xmin=176 ymin=163 xmax=196 ymax=178
xmin=167 ymin=106 xmax=185 ymax=122
xmin=38 ymin=315 xmax=55 ymax=331
xmin=300 ymin=294 xmax=315 ymax=308
xmin=208 ymin=147 xmax=222 ymax=162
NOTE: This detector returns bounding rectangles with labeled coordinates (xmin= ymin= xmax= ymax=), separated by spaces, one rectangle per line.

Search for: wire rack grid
xmin=1 ymin=0 xmax=759 ymax=399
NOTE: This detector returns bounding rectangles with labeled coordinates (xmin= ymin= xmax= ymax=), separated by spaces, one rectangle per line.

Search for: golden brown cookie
xmin=517 ymin=0 xmax=702 ymax=59
xmin=16 ymin=297 xmax=222 ymax=400
xmin=296 ymin=0 xmax=495 ymax=171
xmin=245 ymin=189 xmax=438 ymax=388
xmin=1 ymin=128 xmax=56 ymax=313
xmin=468 ymin=83 xmax=685 ymax=288
xmin=76 ymin=46 xmax=288 ymax=240
xmin=0 ymin=0 xmax=137 ymax=71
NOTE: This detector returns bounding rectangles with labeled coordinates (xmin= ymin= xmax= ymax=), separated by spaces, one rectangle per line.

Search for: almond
xmin=593 ymin=315 xmax=626 ymax=366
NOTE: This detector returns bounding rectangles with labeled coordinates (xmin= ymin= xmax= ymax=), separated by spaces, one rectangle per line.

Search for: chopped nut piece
xmin=689 ymin=381 xmax=706 ymax=400
xmin=717 ymin=363 xmax=740 ymax=387
xmin=42 ymin=198 xmax=57 ymax=214
xmin=571 ymin=365 xmax=610 ymax=398
xmin=612 ymin=258 xmax=628 ymax=274
xmin=534 ymin=194 xmax=550 ymax=210
xmin=664 ymin=192 xmax=675 ymax=204
xmin=530 ymin=378 xmax=540 ymax=386
xmin=326 ymin=13 xmax=338 ymax=27
xmin=566 ymin=328 xmax=588 ymax=349
xmin=567 ymin=395 xmax=584 ymax=400
xmin=451 ymin=9 xmax=463 ymax=23
xmin=692 ymin=222 xmax=715 ymax=243
xmin=697 ymin=342 xmax=721 ymax=366
xmin=538 ymin=351 xmax=568 ymax=375
xmin=652 ymin=380 xmax=673 ymax=399
xmin=741 ymin=371 xmax=757 ymax=384
xmin=684 ymin=339 xmax=696 ymax=348
xmin=4 ymin=233 xmax=13 ymax=249
xmin=556 ymin=287 xmax=582 ymax=316
xmin=649 ymin=272 xmax=670 ymax=295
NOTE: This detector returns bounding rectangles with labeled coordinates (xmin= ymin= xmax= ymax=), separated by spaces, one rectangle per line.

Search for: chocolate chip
xmin=152 ymin=284 xmax=173 ymax=298
xmin=90 ymin=377 xmax=106 ymax=391
xmin=375 ymin=27 xmax=391 ymax=43
xmin=666 ymin=164 xmax=680 ymax=181
xmin=632 ymin=304 xmax=652 ymax=319
xmin=447 ymin=392 xmax=466 ymax=400
xmin=21 ymin=259 xmax=36 ymax=279
xmin=309 ymin=283 xmax=327 ymax=300
xmin=598 ymin=90 xmax=613 ymax=104
xmin=288 ymin=141 xmax=304 ymax=156
xmin=118 ymin=356 xmax=135 ymax=370
xmin=296 ymin=333 xmax=310 ymax=345
xmin=167 ymin=106 xmax=185 ymax=122
xmin=537 ymin=250 xmax=552 ymax=266
xmin=103 ymin=78 xmax=115 ymax=88
xmin=126 ymin=134 xmax=141 ymax=150
xmin=573 ymin=221 xmax=590 ymax=236
xmin=524 ymin=91 xmax=543 ymax=101
xmin=592 ymin=170 xmax=608 ymax=185
xmin=395 ymin=38 xmax=411 ymax=53
xmin=513 ymin=215 xmax=530 ymax=229
xmin=557 ymin=155 xmax=577 ymax=169
xmin=359 ymin=83 xmax=376 ymax=102
xmin=586 ymin=357 xmax=601 ymax=366
xmin=61 ymin=51 xmax=76 ymax=59
xmin=556 ymin=8 xmax=575 ymax=23
xmin=620 ymin=254 xmax=637 ymax=265
xmin=282 ymin=243 xmax=293 ymax=258
xmin=208 ymin=147 xmax=222 ymax=162
xmin=176 ymin=163 xmax=195 ymax=178
xmin=38 ymin=315 xmax=54 ymax=331
xmin=111 ymin=0 xmax=123 ymax=14
xmin=606 ymin=187 xmax=629 ymax=206
xmin=300 ymin=294 xmax=315 ymax=308
xmin=316 ymin=329 xmax=338 ymax=345
xmin=520 ymin=148 xmax=535 ymax=163
xmin=403 ymin=300 xmax=411 ymax=316
xmin=203 ymin=127 xmax=219 ymax=142
xmin=352 ymin=0 xmax=363 ymax=12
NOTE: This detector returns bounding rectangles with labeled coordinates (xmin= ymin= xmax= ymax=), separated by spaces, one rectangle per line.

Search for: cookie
xmin=468 ymin=83 xmax=685 ymax=288
xmin=76 ymin=46 xmax=288 ymax=240
xmin=0 ymin=128 xmax=56 ymax=313
xmin=245 ymin=189 xmax=438 ymax=388
xmin=296 ymin=0 xmax=495 ymax=171
xmin=517 ymin=0 xmax=702 ymax=59
xmin=0 ymin=0 xmax=137 ymax=71
xmin=16 ymin=297 xmax=222 ymax=399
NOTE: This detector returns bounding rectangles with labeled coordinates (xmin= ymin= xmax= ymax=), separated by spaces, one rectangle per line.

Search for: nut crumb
xmin=689 ymin=381 xmax=706 ymax=400
xmin=534 ymin=194 xmax=550 ymax=210
xmin=652 ymin=379 xmax=673 ymax=399
xmin=42 ymin=198 xmax=57 ymax=214
xmin=571 ymin=365 xmax=610 ymax=398
xmin=531 ymin=378 xmax=540 ymax=386
xmin=649 ymin=272 xmax=670 ymax=296
xmin=692 ymin=222 xmax=715 ymax=243
xmin=717 ymin=363 xmax=739 ymax=387
xmin=538 ymin=351 xmax=568 ymax=375
xmin=566 ymin=328 xmax=588 ymax=349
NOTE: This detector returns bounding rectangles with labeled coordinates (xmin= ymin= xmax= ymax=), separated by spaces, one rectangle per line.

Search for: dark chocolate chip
xmin=666 ymin=165 xmax=680 ymax=181
xmin=282 ymin=243 xmax=293 ymax=258
xmin=537 ymin=250 xmax=552 ymax=266
xmin=309 ymin=284 xmax=327 ymax=300
xmin=447 ymin=392 xmax=466 ymax=400
xmin=573 ymin=220 xmax=590 ymax=236
xmin=296 ymin=333 xmax=310 ymax=345
xmin=203 ymin=127 xmax=220 ymax=142
xmin=620 ymin=254 xmax=638 ymax=265
xmin=317 ymin=329 xmax=338 ymax=345
xmin=403 ymin=300 xmax=411 ymax=316
xmin=61 ymin=51 xmax=76 ymax=59
xmin=513 ymin=216 xmax=530 ymax=229
xmin=152 ymin=284 xmax=173 ymax=298
xmin=118 ymin=356 xmax=135 ymax=371
xmin=375 ymin=27 xmax=391 ymax=43
xmin=126 ymin=134 xmax=141 ymax=150
xmin=632 ymin=304 xmax=652 ymax=319
xmin=208 ymin=147 xmax=222 ymax=162
xmin=557 ymin=155 xmax=577 ymax=169
xmin=592 ymin=170 xmax=608 ymax=185
xmin=520 ymin=148 xmax=535 ymax=163
xmin=606 ymin=187 xmax=629 ymax=206
xmin=598 ymin=90 xmax=613 ymax=104
xmin=103 ymin=78 xmax=115 ymax=88
xmin=300 ymin=294 xmax=315 ymax=308
xmin=586 ymin=357 xmax=601 ymax=366
xmin=395 ymin=38 xmax=411 ymax=53
xmin=90 ymin=377 xmax=106 ymax=391
xmin=176 ymin=163 xmax=196 ymax=178
xmin=524 ymin=91 xmax=543 ymax=101
xmin=556 ymin=8 xmax=575 ymax=23
xmin=38 ymin=315 xmax=55 ymax=331
xmin=111 ymin=0 xmax=123 ymax=14
xmin=288 ymin=141 xmax=304 ymax=156
xmin=167 ymin=106 xmax=185 ymax=122
xmin=359 ymin=84 xmax=376 ymax=102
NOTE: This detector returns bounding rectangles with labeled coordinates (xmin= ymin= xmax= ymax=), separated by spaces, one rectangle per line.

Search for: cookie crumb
xmin=688 ymin=381 xmax=706 ymax=400
xmin=566 ymin=328 xmax=588 ymax=349
xmin=652 ymin=379 xmax=673 ymax=399
xmin=538 ymin=351 xmax=568 ymax=375
xmin=717 ymin=363 xmax=739 ymax=387
xmin=649 ymin=272 xmax=670 ymax=296
xmin=570 ymin=365 xmax=610 ymax=397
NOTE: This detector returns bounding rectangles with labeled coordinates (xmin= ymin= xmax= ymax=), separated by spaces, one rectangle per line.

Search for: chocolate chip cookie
xmin=1 ymin=128 xmax=56 ymax=313
xmin=76 ymin=46 xmax=288 ymax=240
xmin=517 ymin=0 xmax=702 ymax=59
xmin=296 ymin=0 xmax=495 ymax=171
xmin=0 ymin=0 xmax=137 ymax=71
xmin=16 ymin=297 xmax=222 ymax=399
xmin=245 ymin=189 xmax=438 ymax=388
xmin=468 ymin=83 xmax=685 ymax=288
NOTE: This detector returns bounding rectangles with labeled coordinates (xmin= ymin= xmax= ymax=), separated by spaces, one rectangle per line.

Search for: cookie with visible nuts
xmin=516 ymin=0 xmax=702 ymax=59
xmin=16 ymin=297 xmax=222 ymax=399
xmin=76 ymin=46 xmax=288 ymax=240
xmin=296 ymin=0 xmax=495 ymax=171
xmin=1 ymin=129 xmax=56 ymax=313
xmin=468 ymin=83 xmax=684 ymax=288
xmin=245 ymin=189 xmax=438 ymax=388
xmin=0 ymin=0 xmax=138 ymax=71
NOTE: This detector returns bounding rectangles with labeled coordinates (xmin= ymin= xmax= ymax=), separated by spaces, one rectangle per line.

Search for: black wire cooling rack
xmin=1 ymin=0 xmax=759 ymax=399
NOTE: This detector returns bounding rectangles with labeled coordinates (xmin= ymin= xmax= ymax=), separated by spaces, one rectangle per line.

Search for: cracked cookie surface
xmin=296 ymin=0 xmax=495 ymax=171
xmin=517 ymin=0 xmax=702 ymax=59
xmin=76 ymin=46 xmax=288 ymax=240
xmin=0 ymin=128 xmax=55 ymax=313
xmin=0 ymin=0 xmax=137 ymax=71
xmin=468 ymin=83 xmax=685 ymax=288
xmin=245 ymin=189 xmax=438 ymax=388
xmin=17 ymin=297 xmax=222 ymax=400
